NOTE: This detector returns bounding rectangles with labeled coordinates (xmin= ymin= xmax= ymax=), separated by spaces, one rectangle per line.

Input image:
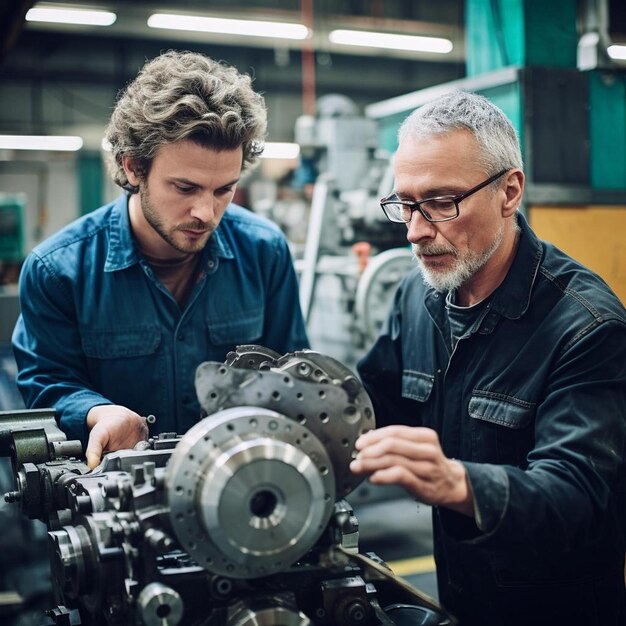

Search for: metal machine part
xmin=198 ymin=345 xmax=374 ymax=498
xmin=354 ymin=247 xmax=415 ymax=346
xmin=227 ymin=597 xmax=311 ymax=626
xmin=168 ymin=406 xmax=336 ymax=578
xmin=136 ymin=583 xmax=183 ymax=626
xmin=0 ymin=347 xmax=456 ymax=626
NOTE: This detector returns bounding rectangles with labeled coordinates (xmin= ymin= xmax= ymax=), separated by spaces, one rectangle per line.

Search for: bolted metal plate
xmin=195 ymin=349 xmax=375 ymax=498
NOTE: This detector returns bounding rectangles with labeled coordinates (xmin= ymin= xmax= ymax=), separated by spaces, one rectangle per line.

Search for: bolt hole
xmin=250 ymin=489 xmax=277 ymax=518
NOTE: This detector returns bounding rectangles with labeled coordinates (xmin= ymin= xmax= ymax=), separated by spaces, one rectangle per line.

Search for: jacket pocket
xmin=468 ymin=391 xmax=535 ymax=465
xmin=401 ymin=370 xmax=434 ymax=402
xmin=207 ymin=309 xmax=264 ymax=346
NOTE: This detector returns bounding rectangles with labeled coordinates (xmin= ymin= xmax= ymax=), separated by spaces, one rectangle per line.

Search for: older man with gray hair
xmin=352 ymin=90 xmax=626 ymax=626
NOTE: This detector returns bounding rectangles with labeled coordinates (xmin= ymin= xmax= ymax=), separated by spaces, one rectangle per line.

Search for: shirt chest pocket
xmin=468 ymin=391 xmax=536 ymax=466
xmin=81 ymin=326 xmax=162 ymax=359
xmin=207 ymin=309 xmax=264 ymax=347
xmin=80 ymin=326 xmax=166 ymax=411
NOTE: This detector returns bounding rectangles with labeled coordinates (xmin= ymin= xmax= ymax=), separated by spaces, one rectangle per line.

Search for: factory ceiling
xmin=1 ymin=1 xmax=625 ymax=144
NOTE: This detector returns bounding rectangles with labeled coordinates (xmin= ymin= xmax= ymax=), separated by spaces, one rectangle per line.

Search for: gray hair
xmin=398 ymin=91 xmax=523 ymax=176
xmin=105 ymin=50 xmax=267 ymax=193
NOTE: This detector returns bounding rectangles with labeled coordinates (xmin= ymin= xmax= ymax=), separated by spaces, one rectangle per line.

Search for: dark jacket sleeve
xmin=357 ymin=280 xmax=425 ymax=428
xmin=459 ymin=318 xmax=626 ymax=552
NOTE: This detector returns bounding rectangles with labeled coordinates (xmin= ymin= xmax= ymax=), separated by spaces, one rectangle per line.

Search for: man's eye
xmin=216 ymin=186 xmax=234 ymax=196
xmin=175 ymin=184 xmax=195 ymax=193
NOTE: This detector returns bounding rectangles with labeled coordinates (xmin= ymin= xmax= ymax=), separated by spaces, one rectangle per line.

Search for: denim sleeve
xmin=260 ymin=235 xmax=310 ymax=353
xmin=459 ymin=319 xmax=626 ymax=550
xmin=12 ymin=252 xmax=112 ymax=445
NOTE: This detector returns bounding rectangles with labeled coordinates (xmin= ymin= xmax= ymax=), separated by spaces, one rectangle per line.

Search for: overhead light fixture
xmin=26 ymin=5 xmax=116 ymax=26
xmin=148 ymin=14 xmax=308 ymax=40
xmin=0 ymin=135 xmax=84 ymax=151
xmin=608 ymin=45 xmax=626 ymax=60
xmin=260 ymin=142 xmax=300 ymax=160
xmin=329 ymin=29 xmax=453 ymax=54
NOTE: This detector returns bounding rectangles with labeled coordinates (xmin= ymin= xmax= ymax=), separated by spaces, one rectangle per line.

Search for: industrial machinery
xmin=288 ymin=95 xmax=413 ymax=366
xmin=0 ymin=346 xmax=455 ymax=626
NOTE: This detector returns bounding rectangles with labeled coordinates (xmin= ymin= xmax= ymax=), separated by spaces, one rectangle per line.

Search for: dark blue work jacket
xmin=358 ymin=214 xmax=626 ymax=626
xmin=12 ymin=195 xmax=309 ymax=445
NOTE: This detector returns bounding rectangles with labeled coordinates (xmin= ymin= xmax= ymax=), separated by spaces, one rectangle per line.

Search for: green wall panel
xmin=466 ymin=0 xmax=577 ymax=76
xmin=78 ymin=152 xmax=103 ymax=216
xmin=589 ymin=72 xmax=626 ymax=190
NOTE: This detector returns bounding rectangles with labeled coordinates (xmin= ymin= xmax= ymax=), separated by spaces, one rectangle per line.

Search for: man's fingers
xmin=356 ymin=437 xmax=439 ymax=462
xmin=85 ymin=425 xmax=107 ymax=469
xmin=139 ymin=416 xmax=149 ymax=440
xmin=86 ymin=451 xmax=101 ymax=470
xmin=355 ymin=425 xmax=439 ymax=449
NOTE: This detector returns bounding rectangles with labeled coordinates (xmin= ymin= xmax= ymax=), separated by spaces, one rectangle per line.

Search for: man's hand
xmin=350 ymin=425 xmax=474 ymax=517
xmin=85 ymin=405 xmax=149 ymax=469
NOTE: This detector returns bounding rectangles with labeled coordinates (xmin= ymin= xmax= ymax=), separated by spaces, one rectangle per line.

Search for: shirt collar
xmin=104 ymin=195 xmax=139 ymax=272
xmin=104 ymin=195 xmax=235 ymax=272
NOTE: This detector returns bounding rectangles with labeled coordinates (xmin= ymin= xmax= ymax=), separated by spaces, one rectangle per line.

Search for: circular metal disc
xmin=167 ymin=407 xmax=336 ymax=578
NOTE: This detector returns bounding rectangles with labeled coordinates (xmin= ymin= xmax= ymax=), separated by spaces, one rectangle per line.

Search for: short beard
xmin=413 ymin=223 xmax=505 ymax=293
xmin=138 ymin=184 xmax=210 ymax=255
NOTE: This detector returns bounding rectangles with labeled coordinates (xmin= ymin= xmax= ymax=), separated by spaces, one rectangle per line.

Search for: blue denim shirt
xmin=12 ymin=195 xmax=309 ymax=445
xmin=358 ymin=214 xmax=626 ymax=626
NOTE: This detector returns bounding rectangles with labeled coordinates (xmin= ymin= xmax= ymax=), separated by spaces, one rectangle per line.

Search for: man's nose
xmin=406 ymin=210 xmax=437 ymax=244
xmin=190 ymin=195 xmax=214 ymax=223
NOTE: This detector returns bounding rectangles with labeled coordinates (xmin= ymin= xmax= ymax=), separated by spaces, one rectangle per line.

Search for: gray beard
xmin=413 ymin=223 xmax=505 ymax=293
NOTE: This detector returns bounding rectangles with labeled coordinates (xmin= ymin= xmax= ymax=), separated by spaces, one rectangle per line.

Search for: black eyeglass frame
xmin=380 ymin=168 xmax=510 ymax=224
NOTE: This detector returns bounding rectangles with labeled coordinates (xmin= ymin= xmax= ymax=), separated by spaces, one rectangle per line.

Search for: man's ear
xmin=502 ymin=169 xmax=524 ymax=217
xmin=121 ymin=155 xmax=141 ymax=187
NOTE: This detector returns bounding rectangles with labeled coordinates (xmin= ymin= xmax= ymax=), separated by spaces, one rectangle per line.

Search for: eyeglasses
xmin=380 ymin=169 xmax=509 ymax=224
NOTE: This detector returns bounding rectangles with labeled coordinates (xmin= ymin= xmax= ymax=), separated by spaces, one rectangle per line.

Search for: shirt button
xmin=207 ymin=260 xmax=215 ymax=269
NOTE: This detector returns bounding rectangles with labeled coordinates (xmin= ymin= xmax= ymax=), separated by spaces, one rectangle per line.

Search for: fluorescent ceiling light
xmin=329 ymin=29 xmax=453 ymax=54
xmin=0 ymin=135 xmax=84 ymax=151
xmin=148 ymin=14 xmax=308 ymax=40
xmin=261 ymin=142 xmax=300 ymax=159
xmin=608 ymin=45 xmax=626 ymax=60
xmin=26 ymin=6 xmax=116 ymax=26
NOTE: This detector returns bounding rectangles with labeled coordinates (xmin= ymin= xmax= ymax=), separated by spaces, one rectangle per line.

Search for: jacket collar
xmin=104 ymin=194 xmax=234 ymax=272
xmin=488 ymin=212 xmax=543 ymax=320
xmin=424 ymin=212 xmax=543 ymax=325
